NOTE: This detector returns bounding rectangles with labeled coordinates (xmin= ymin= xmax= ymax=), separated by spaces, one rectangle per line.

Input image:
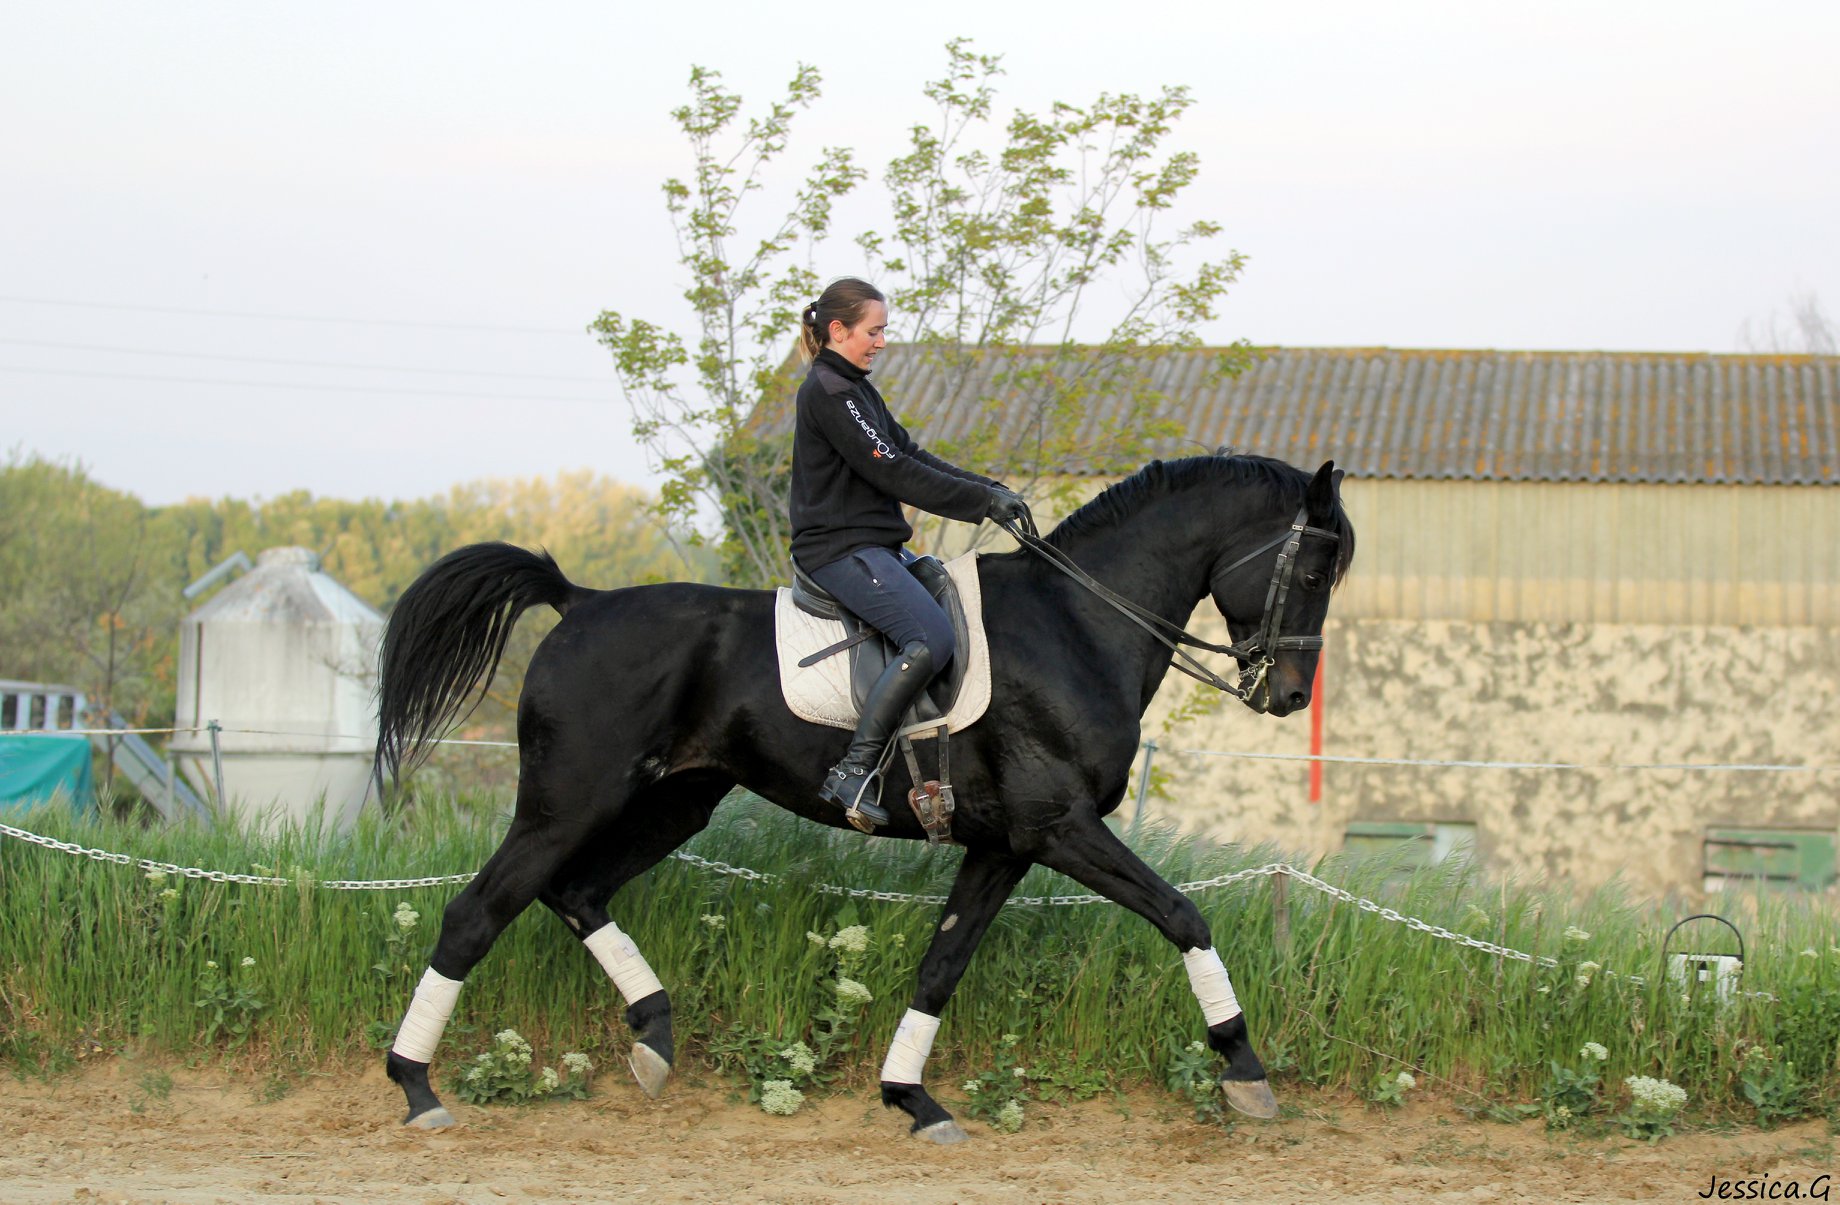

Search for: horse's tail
xmin=374 ymin=541 xmax=586 ymax=787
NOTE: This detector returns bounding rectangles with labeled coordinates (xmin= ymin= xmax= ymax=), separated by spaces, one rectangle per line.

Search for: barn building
xmin=839 ymin=345 xmax=1840 ymax=901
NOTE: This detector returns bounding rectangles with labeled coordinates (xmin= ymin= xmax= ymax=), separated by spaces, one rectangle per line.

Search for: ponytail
xmin=797 ymin=301 xmax=825 ymax=362
xmin=797 ymin=277 xmax=887 ymax=363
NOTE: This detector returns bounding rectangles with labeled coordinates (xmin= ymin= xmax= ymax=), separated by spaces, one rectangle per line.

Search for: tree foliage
xmin=594 ymin=40 xmax=1248 ymax=587
xmin=0 ymin=453 xmax=703 ymax=754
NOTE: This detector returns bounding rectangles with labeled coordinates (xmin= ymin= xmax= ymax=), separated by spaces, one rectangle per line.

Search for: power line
xmin=0 ymin=364 xmax=611 ymax=405
xmin=0 ymin=336 xmax=612 ymax=384
xmin=0 ymin=294 xmax=587 ymax=337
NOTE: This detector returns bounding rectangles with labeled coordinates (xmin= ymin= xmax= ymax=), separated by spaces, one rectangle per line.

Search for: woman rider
xmin=790 ymin=277 xmax=1032 ymax=830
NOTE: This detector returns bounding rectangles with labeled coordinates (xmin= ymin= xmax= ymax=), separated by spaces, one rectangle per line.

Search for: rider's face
xmin=827 ymin=300 xmax=888 ymax=370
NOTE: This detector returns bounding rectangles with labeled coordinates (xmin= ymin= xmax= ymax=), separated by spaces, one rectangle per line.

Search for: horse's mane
xmin=1044 ymin=454 xmax=1356 ymax=587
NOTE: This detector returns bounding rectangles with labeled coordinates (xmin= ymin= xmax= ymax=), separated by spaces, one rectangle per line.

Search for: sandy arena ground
xmin=2 ymin=1060 xmax=1833 ymax=1203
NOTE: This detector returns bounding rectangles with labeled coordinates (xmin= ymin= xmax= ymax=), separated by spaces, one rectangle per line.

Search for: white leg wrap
xmin=1184 ymin=946 xmax=1242 ymax=1026
xmin=879 ymin=1009 xmax=941 ymax=1085
xmin=392 ymin=968 xmax=463 ymax=1063
xmin=584 ymin=922 xmax=665 ymax=1006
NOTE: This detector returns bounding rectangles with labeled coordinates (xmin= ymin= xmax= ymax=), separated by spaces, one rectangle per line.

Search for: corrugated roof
xmin=763 ymin=346 xmax=1840 ymax=486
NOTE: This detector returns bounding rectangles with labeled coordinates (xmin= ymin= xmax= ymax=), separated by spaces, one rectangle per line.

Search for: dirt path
xmin=2 ymin=1061 xmax=1832 ymax=1203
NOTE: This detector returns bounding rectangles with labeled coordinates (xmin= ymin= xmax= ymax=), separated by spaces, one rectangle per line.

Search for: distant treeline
xmin=0 ymin=453 xmax=715 ymax=742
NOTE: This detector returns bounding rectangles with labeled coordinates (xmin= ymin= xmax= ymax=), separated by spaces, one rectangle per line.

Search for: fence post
xmin=208 ymin=719 xmax=226 ymax=806
xmin=1131 ymin=740 xmax=1158 ymax=832
xmin=1271 ymin=871 xmax=1291 ymax=958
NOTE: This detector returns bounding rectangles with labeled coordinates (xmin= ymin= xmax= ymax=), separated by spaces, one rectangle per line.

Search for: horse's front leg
xmin=880 ymin=846 xmax=1030 ymax=1143
xmin=1036 ymin=815 xmax=1278 ymax=1119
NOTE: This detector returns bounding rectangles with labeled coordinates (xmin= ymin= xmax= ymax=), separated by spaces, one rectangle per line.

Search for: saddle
xmin=774 ymin=552 xmax=993 ymax=844
xmin=787 ymin=554 xmax=971 ymax=722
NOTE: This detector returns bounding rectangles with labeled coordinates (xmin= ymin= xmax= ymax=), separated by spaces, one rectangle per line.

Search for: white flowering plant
xmin=709 ymin=920 xmax=885 ymax=1116
xmin=194 ymin=954 xmax=267 ymax=1047
xmin=371 ymin=899 xmax=426 ymax=982
xmin=808 ymin=922 xmax=879 ymax=1076
xmin=1616 ymin=1074 xmax=1687 ymax=1142
xmin=959 ymin=1033 xmax=1031 ymax=1133
xmin=1368 ymin=1068 xmax=1416 ymax=1108
xmin=450 ymin=1028 xmax=594 ymax=1105
xmin=759 ymin=1079 xmax=805 ymax=1116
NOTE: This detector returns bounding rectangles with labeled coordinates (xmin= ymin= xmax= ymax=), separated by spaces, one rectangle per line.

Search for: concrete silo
xmin=170 ymin=546 xmax=383 ymax=832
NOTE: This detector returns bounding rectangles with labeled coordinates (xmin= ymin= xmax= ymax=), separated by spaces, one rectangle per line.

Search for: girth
xmin=789 ymin=554 xmax=972 ymax=723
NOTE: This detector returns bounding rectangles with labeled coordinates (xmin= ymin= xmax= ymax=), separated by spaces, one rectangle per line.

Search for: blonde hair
xmin=798 ymin=277 xmax=887 ymax=362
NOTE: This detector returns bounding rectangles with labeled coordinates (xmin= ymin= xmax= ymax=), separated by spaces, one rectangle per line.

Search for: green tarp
xmin=0 ymin=734 xmax=93 ymax=814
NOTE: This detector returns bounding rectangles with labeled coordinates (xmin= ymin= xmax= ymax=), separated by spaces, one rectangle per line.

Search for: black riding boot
xmin=818 ymin=640 xmax=937 ymax=833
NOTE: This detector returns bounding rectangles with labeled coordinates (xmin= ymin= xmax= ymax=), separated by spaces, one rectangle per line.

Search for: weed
xmin=959 ymin=1033 xmax=1031 ymax=1133
xmin=1540 ymin=1043 xmax=1607 ymax=1130
xmin=1738 ymin=1047 xmax=1808 ymax=1128
xmin=194 ymin=957 xmax=267 ymax=1048
xmin=1165 ymin=1040 xmax=1225 ymax=1125
xmin=1368 ymin=1069 xmax=1416 ymax=1108
xmin=130 ymin=1069 xmax=173 ymax=1114
xmin=707 ymin=918 xmax=879 ymax=1114
xmin=449 ymin=1029 xmax=592 ymax=1105
xmin=4 ymin=1033 xmax=78 ymax=1083
xmin=1616 ymin=1075 xmax=1688 ymax=1143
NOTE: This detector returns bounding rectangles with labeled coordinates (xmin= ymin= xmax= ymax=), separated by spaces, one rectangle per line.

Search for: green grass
xmin=3 ymin=791 xmax=1837 ymax=1129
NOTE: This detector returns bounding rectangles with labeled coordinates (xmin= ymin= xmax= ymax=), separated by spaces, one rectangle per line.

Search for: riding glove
xmin=985 ymin=486 xmax=1037 ymax=538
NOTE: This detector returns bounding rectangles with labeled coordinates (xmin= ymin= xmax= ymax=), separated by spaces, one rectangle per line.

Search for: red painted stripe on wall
xmin=1310 ymin=655 xmax=1325 ymax=803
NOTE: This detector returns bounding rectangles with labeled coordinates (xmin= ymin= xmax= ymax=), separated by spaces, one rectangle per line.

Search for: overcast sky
xmin=4 ymin=2 xmax=1836 ymax=506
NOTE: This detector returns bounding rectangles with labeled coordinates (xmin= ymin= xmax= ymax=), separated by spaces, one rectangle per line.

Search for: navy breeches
xmin=807 ymin=545 xmax=957 ymax=669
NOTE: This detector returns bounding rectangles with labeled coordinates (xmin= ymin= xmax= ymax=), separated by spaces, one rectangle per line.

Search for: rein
xmin=996 ymin=507 xmax=1341 ymax=702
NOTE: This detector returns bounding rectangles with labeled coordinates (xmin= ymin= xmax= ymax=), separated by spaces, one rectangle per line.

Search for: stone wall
xmin=1144 ymin=619 xmax=1840 ymax=901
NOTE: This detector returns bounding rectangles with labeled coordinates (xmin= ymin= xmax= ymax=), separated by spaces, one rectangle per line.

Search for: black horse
xmin=377 ymin=453 xmax=1353 ymax=1141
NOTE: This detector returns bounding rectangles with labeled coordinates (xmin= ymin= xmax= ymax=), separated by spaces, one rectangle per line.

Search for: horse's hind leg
xmin=880 ymin=847 xmax=1029 ymax=1143
xmin=1035 ymin=815 xmax=1278 ymax=1119
xmin=385 ymin=807 xmax=602 ymax=1129
xmin=537 ymin=776 xmax=729 ymax=1099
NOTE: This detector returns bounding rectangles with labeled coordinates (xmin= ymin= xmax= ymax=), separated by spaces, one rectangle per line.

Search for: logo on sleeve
xmin=844 ymin=398 xmax=896 ymax=460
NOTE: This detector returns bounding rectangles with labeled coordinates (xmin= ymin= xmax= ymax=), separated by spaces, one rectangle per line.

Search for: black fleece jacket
xmin=789 ymin=348 xmax=998 ymax=571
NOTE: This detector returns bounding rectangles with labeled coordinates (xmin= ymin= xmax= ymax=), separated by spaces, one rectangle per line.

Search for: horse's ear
xmin=1307 ymin=460 xmax=1338 ymax=518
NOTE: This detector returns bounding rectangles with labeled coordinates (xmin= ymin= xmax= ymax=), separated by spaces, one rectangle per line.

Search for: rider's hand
xmin=986 ymin=486 xmax=1036 ymax=538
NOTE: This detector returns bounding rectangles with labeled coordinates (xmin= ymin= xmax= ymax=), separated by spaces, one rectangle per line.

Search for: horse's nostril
xmin=1288 ymin=691 xmax=1308 ymax=711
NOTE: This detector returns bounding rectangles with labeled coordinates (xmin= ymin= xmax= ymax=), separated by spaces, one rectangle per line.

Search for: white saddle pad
xmin=774 ymin=551 xmax=992 ymax=735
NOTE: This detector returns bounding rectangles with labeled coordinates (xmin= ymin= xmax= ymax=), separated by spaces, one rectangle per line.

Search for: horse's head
xmin=1209 ymin=460 xmax=1352 ymax=717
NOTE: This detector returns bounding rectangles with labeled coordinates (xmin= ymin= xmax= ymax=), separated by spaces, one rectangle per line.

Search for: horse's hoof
xmin=628 ymin=1041 xmax=671 ymax=1099
xmin=913 ymin=1119 xmax=969 ymax=1145
xmin=1221 ymin=1077 xmax=1279 ymax=1119
xmin=404 ymin=1106 xmax=456 ymax=1130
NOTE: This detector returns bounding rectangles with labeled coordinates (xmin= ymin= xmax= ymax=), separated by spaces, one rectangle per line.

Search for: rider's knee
xmin=898 ymin=639 xmax=940 ymax=680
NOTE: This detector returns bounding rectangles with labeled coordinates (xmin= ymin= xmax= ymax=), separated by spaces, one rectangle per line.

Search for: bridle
xmin=996 ymin=507 xmax=1342 ymax=705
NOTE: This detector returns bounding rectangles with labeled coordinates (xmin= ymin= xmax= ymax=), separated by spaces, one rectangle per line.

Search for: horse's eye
xmin=1301 ymin=573 xmax=1326 ymax=592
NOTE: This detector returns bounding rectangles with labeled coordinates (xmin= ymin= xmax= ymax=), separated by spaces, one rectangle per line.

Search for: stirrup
xmin=819 ymin=764 xmax=890 ymax=834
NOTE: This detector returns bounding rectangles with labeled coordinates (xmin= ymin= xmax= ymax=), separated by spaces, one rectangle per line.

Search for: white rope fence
xmin=5 ymin=724 xmax=1780 ymax=995
xmin=1168 ymin=747 xmax=1839 ymax=774
xmin=20 ymin=723 xmax=1838 ymax=773
xmin=10 ymin=724 xmax=517 ymax=748
xmin=0 ymin=818 xmax=1609 ymax=981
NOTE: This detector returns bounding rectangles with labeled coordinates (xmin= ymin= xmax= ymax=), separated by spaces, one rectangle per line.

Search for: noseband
xmin=1206 ymin=507 xmax=1343 ymax=703
xmin=998 ymin=506 xmax=1341 ymax=703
